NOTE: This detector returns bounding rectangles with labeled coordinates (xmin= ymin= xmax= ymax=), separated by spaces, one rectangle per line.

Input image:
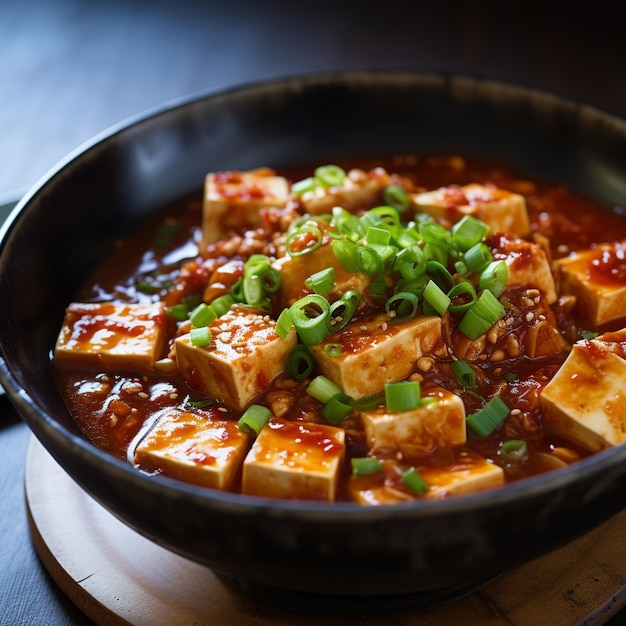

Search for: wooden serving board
xmin=25 ymin=436 xmax=626 ymax=625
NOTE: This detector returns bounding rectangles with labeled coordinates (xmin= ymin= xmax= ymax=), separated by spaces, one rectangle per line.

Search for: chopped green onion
xmin=292 ymin=176 xmax=316 ymax=196
xmin=261 ymin=266 xmax=281 ymax=293
xmin=420 ymin=397 xmax=439 ymax=407
xmin=324 ymin=343 xmax=343 ymax=357
xmin=423 ymin=280 xmax=450 ymax=316
xmin=238 ymin=404 xmax=272 ymax=436
xmin=356 ymin=244 xmax=384 ymax=275
xmin=447 ymin=281 xmax=478 ymax=314
xmin=503 ymin=371 xmax=518 ymax=382
xmin=285 ymin=223 xmax=324 ymax=257
xmin=243 ymin=274 xmax=265 ymax=305
xmin=304 ymin=267 xmax=335 ymax=295
xmin=166 ymin=303 xmax=189 ymax=321
xmin=230 ymin=278 xmax=245 ymax=302
xmin=423 ymin=241 xmax=448 ymax=266
xmin=327 ymin=289 xmax=360 ymax=332
xmin=315 ymin=164 xmax=346 ymax=188
xmin=385 ymin=291 xmax=419 ymax=322
xmin=500 ymin=439 xmax=528 ymax=461
xmin=369 ymin=277 xmax=388 ymax=300
xmin=289 ymin=294 xmax=330 ymax=346
xmin=459 ymin=289 xmax=505 ymax=339
xmin=366 ymin=226 xmax=392 ymax=246
xmin=210 ymin=294 xmax=235 ymax=317
xmin=464 ymin=242 xmax=493 ymax=273
xmin=451 ymin=359 xmax=476 ymax=388
xmin=425 ymin=260 xmax=455 ymax=292
xmin=306 ymin=375 xmax=342 ymax=404
xmin=355 ymin=391 xmax=386 ymax=411
xmin=454 ymin=260 xmax=469 ymax=277
xmin=331 ymin=207 xmax=364 ymax=240
xmin=394 ymin=246 xmax=426 ymax=281
xmin=363 ymin=206 xmax=401 ymax=235
xmin=331 ymin=239 xmax=360 ymax=273
xmin=190 ymin=326 xmax=212 ymax=347
xmin=466 ymin=396 xmax=510 ymax=436
xmin=479 ymin=260 xmax=508 ymax=298
xmin=383 ymin=185 xmax=410 ymax=212
xmin=275 ymin=308 xmax=293 ymax=339
xmin=322 ymin=392 xmax=356 ymax=424
xmin=451 ymin=215 xmax=490 ymax=251
xmin=401 ymin=467 xmax=430 ymax=496
xmin=351 ymin=457 xmax=384 ymax=476
xmin=285 ymin=344 xmax=314 ymax=379
xmin=581 ymin=330 xmax=599 ymax=340
xmin=385 ymin=380 xmax=421 ymax=412
xmin=190 ymin=302 xmax=217 ymax=328
xmin=420 ymin=220 xmax=451 ymax=246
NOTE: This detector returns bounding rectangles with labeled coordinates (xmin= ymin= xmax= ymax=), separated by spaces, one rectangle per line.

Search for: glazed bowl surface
xmin=1 ymin=71 xmax=626 ymax=602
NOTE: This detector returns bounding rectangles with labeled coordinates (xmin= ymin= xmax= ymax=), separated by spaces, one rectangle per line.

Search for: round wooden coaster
xmin=25 ymin=435 xmax=626 ymax=625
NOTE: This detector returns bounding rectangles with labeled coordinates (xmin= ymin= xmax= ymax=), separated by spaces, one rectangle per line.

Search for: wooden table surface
xmin=1 ymin=1 xmax=625 ymax=624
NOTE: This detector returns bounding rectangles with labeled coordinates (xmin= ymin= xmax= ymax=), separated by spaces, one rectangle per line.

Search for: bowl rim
xmin=1 ymin=68 xmax=626 ymax=519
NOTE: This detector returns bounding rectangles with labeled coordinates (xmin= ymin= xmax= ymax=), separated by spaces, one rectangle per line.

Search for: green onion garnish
xmin=190 ymin=326 xmax=212 ymax=347
xmin=355 ymin=244 xmax=384 ymax=275
xmin=166 ymin=303 xmax=189 ymax=321
xmin=304 ymin=267 xmax=335 ymax=295
xmin=210 ymin=294 xmax=235 ymax=317
xmin=292 ymin=176 xmax=316 ymax=196
xmin=451 ymin=359 xmax=476 ymax=388
xmin=331 ymin=206 xmax=364 ymax=240
xmin=581 ymin=330 xmax=599 ymax=340
xmin=401 ymin=467 xmax=430 ymax=496
xmin=324 ymin=343 xmax=343 ymax=357
xmin=466 ymin=396 xmax=510 ymax=436
xmin=355 ymin=391 xmax=386 ymax=411
xmin=385 ymin=380 xmax=421 ymax=412
xmin=306 ymin=375 xmax=342 ymax=404
xmin=351 ymin=457 xmax=384 ymax=476
xmin=451 ymin=215 xmax=490 ymax=251
xmin=327 ymin=290 xmax=360 ymax=332
xmin=500 ymin=439 xmax=528 ymax=461
xmin=331 ymin=239 xmax=360 ymax=273
xmin=479 ymin=260 xmax=508 ymax=298
xmin=383 ymin=185 xmax=410 ymax=213
xmin=314 ymin=164 xmax=346 ymax=188
xmin=289 ymin=294 xmax=330 ymax=346
xmin=322 ymin=392 xmax=356 ymax=424
xmin=284 ymin=344 xmax=314 ymax=380
xmin=447 ymin=281 xmax=477 ymax=314
xmin=190 ymin=302 xmax=217 ymax=328
xmin=366 ymin=226 xmax=392 ymax=246
xmin=420 ymin=220 xmax=451 ymax=246
xmin=238 ymin=404 xmax=272 ymax=436
xmin=423 ymin=280 xmax=450 ymax=316
xmin=385 ymin=291 xmax=419 ymax=322
xmin=285 ymin=223 xmax=324 ymax=257
xmin=394 ymin=246 xmax=426 ymax=281
xmin=459 ymin=289 xmax=505 ymax=339
xmin=275 ymin=308 xmax=293 ymax=339
xmin=464 ymin=242 xmax=493 ymax=273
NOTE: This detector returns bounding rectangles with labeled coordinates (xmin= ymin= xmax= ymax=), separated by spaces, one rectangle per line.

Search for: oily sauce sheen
xmin=54 ymin=155 xmax=626 ymax=501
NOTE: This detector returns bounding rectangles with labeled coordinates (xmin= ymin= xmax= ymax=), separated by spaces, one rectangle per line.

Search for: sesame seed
xmin=526 ymin=312 xmax=534 ymax=322
xmin=217 ymin=406 xmax=228 ymax=413
xmin=138 ymin=392 xmax=149 ymax=399
xmin=510 ymin=408 xmax=521 ymax=416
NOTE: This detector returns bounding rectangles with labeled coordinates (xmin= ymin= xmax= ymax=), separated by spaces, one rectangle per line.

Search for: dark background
xmin=1 ymin=0 xmax=625 ymax=623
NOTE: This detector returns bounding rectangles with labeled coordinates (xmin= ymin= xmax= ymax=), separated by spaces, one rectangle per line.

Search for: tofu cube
xmin=54 ymin=302 xmax=166 ymax=371
xmin=242 ymin=417 xmax=345 ymax=501
xmin=411 ymin=183 xmax=531 ymax=237
xmin=272 ymin=240 xmax=371 ymax=308
xmin=491 ymin=234 xmax=557 ymax=304
xmin=298 ymin=167 xmax=391 ymax=216
xmin=309 ymin=313 xmax=444 ymax=399
xmin=134 ymin=408 xmax=249 ymax=490
xmin=201 ymin=168 xmax=289 ymax=248
xmin=555 ymin=242 xmax=626 ymax=326
xmin=540 ymin=338 xmax=626 ymax=451
xmin=360 ymin=386 xmax=466 ymax=456
xmin=348 ymin=451 xmax=504 ymax=505
xmin=175 ymin=305 xmax=297 ymax=410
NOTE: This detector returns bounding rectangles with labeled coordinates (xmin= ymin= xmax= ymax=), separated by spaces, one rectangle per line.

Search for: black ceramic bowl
xmin=1 ymin=71 xmax=626 ymax=612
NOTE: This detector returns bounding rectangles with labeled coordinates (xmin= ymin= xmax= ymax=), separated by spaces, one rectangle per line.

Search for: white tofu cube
xmin=242 ymin=417 xmax=345 ymax=501
xmin=298 ymin=167 xmax=391 ymax=215
xmin=175 ymin=305 xmax=297 ymax=410
xmin=555 ymin=242 xmax=626 ymax=326
xmin=491 ymin=234 xmax=557 ymax=304
xmin=272 ymin=240 xmax=371 ymax=308
xmin=411 ymin=183 xmax=531 ymax=237
xmin=348 ymin=451 xmax=504 ymax=505
xmin=201 ymin=168 xmax=289 ymax=248
xmin=309 ymin=313 xmax=444 ymax=399
xmin=133 ymin=408 xmax=249 ymax=490
xmin=54 ymin=302 xmax=166 ymax=371
xmin=540 ymin=338 xmax=626 ymax=451
xmin=360 ymin=386 xmax=466 ymax=456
